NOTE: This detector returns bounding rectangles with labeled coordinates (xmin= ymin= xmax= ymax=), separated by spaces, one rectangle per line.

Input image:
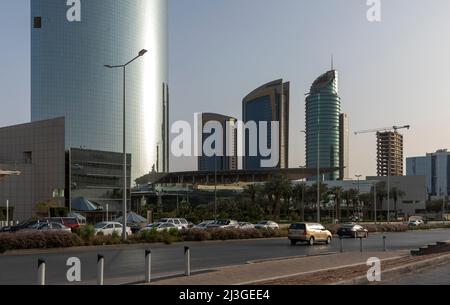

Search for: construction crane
xmin=354 ymin=125 xmax=410 ymax=135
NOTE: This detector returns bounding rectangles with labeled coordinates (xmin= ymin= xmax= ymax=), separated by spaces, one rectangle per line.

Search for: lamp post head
xmin=139 ymin=49 xmax=148 ymax=57
xmin=104 ymin=65 xmax=113 ymax=69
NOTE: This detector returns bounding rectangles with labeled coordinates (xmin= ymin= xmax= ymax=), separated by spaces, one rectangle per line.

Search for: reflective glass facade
xmin=31 ymin=0 xmax=169 ymax=183
xmin=306 ymin=70 xmax=341 ymax=181
xmin=198 ymin=113 xmax=238 ymax=172
xmin=407 ymin=150 xmax=450 ymax=197
xmin=68 ymin=148 xmax=131 ymax=212
xmin=243 ymin=80 xmax=290 ymax=170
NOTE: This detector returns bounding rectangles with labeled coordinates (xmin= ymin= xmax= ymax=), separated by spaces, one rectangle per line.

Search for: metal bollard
xmin=339 ymin=236 xmax=344 ymax=253
xmin=37 ymin=258 xmax=46 ymax=286
xmin=359 ymin=237 xmax=363 ymax=253
xmin=97 ymin=255 xmax=104 ymax=285
xmin=184 ymin=246 xmax=191 ymax=277
xmin=145 ymin=250 xmax=152 ymax=283
xmin=383 ymin=235 xmax=387 ymax=252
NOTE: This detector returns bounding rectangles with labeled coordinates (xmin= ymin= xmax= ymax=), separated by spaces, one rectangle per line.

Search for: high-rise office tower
xmin=377 ymin=131 xmax=404 ymax=177
xmin=242 ymin=80 xmax=290 ymax=170
xmin=198 ymin=113 xmax=238 ymax=172
xmin=407 ymin=149 xmax=450 ymax=198
xmin=31 ymin=0 xmax=169 ymax=181
xmin=306 ymin=70 xmax=341 ymax=181
xmin=339 ymin=113 xmax=349 ymax=180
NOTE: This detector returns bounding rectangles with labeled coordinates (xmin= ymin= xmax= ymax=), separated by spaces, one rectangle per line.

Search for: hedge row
xmin=0 ymin=228 xmax=286 ymax=252
xmin=0 ymin=231 xmax=82 ymax=253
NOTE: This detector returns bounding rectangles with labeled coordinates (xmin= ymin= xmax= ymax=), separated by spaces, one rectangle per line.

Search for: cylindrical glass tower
xmin=306 ymin=70 xmax=341 ymax=181
xmin=31 ymin=0 xmax=169 ymax=182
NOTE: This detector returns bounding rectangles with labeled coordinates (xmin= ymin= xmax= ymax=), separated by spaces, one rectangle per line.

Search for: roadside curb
xmin=235 ymin=255 xmax=406 ymax=285
xmin=332 ymin=253 xmax=450 ymax=285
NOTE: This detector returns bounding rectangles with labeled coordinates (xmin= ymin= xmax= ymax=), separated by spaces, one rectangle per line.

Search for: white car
xmin=94 ymin=222 xmax=132 ymax=236
xmin=193 ymin=220 xmax=215 ymax=230
xmin=408 ymin=219 xmax=424 ymax=227
xmin=36 ymin=222 xmax=72 ymax=233
xmin=158 ymin=218 xmax=189 ymax=229
xmin=141 ymin=222 xmax=180 ymax=232
xmin=238 ymin=222 xmax=255 ymax=230
xmin=206 ymin=220 xmax=239 ymax=229
xmin=255 ymin=221 xmax=279 ymax=230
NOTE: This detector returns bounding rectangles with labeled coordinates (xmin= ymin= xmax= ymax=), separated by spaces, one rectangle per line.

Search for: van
xmin=288 ymin=223 xmax=332 ymax=246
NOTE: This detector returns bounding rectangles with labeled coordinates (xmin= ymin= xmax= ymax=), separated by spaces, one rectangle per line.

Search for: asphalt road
xmin=0 ymin=229 xmax=449 ymax=285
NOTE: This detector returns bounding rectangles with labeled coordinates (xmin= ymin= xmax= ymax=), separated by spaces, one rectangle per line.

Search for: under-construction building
xmin=377 ymin=131 xmax=404 ymax=176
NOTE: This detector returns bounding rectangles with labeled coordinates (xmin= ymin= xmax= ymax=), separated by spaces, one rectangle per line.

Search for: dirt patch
xmin=254 ymin=253 xmax=447 ymax=285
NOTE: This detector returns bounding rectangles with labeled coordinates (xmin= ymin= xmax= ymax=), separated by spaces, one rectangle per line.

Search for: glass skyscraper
xmin=306 ymin=70 xmax=341 ymax=181
xmin=198 ymin=113 xmax=238 ymax=172
xmin=242 ymin=80 xmax=290 ymax=170
xmin=31 ymin=0 xmax=169 ymax=182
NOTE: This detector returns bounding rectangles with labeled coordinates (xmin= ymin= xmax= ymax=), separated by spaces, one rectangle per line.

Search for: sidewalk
xmin=147 ymin=250 xmax=410 ymax=285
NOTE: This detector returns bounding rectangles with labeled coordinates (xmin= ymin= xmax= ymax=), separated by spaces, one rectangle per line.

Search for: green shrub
xmin=74 ymin=224 xmax=95 ymax=243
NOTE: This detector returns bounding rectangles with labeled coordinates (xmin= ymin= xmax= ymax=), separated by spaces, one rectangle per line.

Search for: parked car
xmin=254 ymin=221 xmax=279 ymax=230
xmin=349 ymin=215 xmax=360 ymax=222
xmin=94 ymin=222 xmax=132 ymax=236
xmin=408 ymin=219 xmax=424 ymax=227
xmin=238 ymin=222 xmax=255 ymax=230
xmin=158 ymin=218 xmax=189 ymax=230
xmin=35 ymin=222 xmax=72 ymax=233
xmin=193 ymin=220 xmax=215 ymax=230
xmin=337 ymin=223 xmax=369 ymax=238
xmin=2 ymin=219 xmax=47 ymax=233
xmin=142 ymin=222 xmax=180 ymax=232
xmin=206 ymin=219 xmax=239 ymax=229
xmin=49 ymin=217 xmax=81 ymax=230
xmin=288 ymin=223 xmax=332 ymax=246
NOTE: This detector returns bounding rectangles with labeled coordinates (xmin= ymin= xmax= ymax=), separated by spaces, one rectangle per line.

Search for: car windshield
xmin=290 ymin=223 xmax=306 ymax=230
xmin=216 ymin=220 xmax=229 ymax=225
xmin=258 ymin=221 xmax=268 ymax=225
xmin=95 ymin=223 xmax=107 ymax=229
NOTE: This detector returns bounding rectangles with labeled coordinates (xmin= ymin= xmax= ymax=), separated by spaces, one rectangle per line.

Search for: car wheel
xmin=308 ymin=237 xmax=315 ymax=246
xmin=326 ymin=236 xmax=331 ymax=245
xmin=290 ymin=240 xmax=297 ymax=246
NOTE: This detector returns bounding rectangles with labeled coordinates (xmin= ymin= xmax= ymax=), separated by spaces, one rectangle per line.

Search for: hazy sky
xmin=1 ymin=0 xmax=450 ymax=178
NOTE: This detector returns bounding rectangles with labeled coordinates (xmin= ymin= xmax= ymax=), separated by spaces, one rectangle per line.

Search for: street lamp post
xmin=355 ymin=175 xmax=362 ymax=218
xmin=105 ymin=49 xmax=148 ymax=241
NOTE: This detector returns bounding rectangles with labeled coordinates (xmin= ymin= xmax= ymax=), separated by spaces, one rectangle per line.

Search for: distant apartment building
xmin=377 ymin=131 xmax=404 ymax=177
xmin=339 ymin=113 xmax=349 ymax=180
xmin=242 ymin=79 xmax=290 ymax=170
xmin=406 ymin=149 xmax=450 ymax=198
xmin=198 ymin=113 xmax=238 ymax=172
xmin=306 ymin=70 xmax=341 ymax=181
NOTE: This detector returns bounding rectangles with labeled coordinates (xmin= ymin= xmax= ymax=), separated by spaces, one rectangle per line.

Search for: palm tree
xmin=292 ymin=183 xmax=307 ymax=221
xmin=244 ymin=184 xmax=260 ymax=204
xmin=329 ymin=186 xmax=343 ymax=221
xmin=263 ymin=175 xmax=292 ymax=221
xmin=391 ymin=187 xmax=406 ymax=220
xmin=342 ymin=188 xmax=359 ymax=217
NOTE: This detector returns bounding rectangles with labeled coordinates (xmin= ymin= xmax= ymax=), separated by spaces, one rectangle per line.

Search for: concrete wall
xmin=0 ymin=118 xmax=66 ymax=221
